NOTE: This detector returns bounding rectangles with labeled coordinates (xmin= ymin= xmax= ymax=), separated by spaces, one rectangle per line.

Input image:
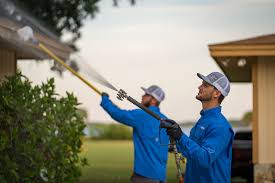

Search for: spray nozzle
xmin=17 ymin=26 xmax=38 ymax=45
xmin=117 ymin=89 xmax=128 ymax=101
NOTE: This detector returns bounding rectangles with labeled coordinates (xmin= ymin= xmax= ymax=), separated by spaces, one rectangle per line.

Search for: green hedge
xmin=88 ymin=124 xmax=132 ymax=140
xmin=0 ymin=73 xmax=87 ymax=183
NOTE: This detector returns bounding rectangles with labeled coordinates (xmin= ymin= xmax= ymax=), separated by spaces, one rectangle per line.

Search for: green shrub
xmin=89 ymin=124 xmax=132 ymax=140
xmin=0 ymin=73 xmax=87 ymax=183
xmin=102 ymin=124 xmax=132 ymax=140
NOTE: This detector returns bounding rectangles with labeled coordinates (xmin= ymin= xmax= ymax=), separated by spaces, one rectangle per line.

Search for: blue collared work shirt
xmin=177 ymin=106 xmax=234 ymax=183
xmin=100 ymin=96 xmax=169 ymax=181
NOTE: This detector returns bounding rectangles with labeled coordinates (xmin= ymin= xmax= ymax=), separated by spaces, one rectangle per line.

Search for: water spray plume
xmin=1 ymin=0 xmax=117 ymax=93
xmin=17 ymin=26 xmax=102 ymax=96
xmin=16 ymin=27 xmax=117 ymax=91
xmin=68 ymin=54 xmax=118 ymax=91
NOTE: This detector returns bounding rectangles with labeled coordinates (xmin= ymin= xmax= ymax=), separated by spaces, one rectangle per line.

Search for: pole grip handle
xmin=160 ymin=119 xmax=176 ymax=129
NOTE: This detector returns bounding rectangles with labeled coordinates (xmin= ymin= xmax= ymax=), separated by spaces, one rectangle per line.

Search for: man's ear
xmin=213 ymin=89 xmax=222 ymax=99
xmin=151 ymin=98 xmax=159 ymax=106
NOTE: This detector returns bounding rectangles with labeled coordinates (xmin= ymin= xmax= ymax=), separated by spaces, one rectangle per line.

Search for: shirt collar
xmin=148 ymin=106 xmax=160 ymax=112
xmin=200 ymin=105 xmax=221 ymax=116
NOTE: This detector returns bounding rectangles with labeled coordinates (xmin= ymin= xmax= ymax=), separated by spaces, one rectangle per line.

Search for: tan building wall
xmin=253 ymin=56 xmax=275 ymax=164
xmin=0 ymin=48 xmax=16 ymax=79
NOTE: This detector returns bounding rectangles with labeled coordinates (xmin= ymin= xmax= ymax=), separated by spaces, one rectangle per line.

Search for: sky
xmin=18 ymin=0 xmax=275 ymax=123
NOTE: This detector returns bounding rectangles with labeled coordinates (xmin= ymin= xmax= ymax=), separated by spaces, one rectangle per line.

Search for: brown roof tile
xmin=210 ymin=34 xmax=275 ymax=46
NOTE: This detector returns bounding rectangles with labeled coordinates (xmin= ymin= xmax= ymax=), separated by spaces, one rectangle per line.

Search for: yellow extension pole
xmin=38 ymin=43 xmax=102 ymax=96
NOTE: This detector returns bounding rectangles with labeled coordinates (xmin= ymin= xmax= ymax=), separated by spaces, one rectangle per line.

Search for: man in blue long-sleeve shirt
xmin=100 ymin=85 xmax=169 ymax=183
xmin=164 ymin=72 xmax=234 ymax=183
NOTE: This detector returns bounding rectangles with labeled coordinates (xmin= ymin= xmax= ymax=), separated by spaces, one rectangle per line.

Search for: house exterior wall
xmin=253 ymin=56 xmax=275 ymax=182
xmin=0 ymin=48 xmax=16 ymax=79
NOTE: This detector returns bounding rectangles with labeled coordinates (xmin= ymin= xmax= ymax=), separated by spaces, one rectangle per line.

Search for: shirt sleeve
xmin=100 ymin=95 xmax=141 ymax=128
xmin=177 ymin=125 xmax=233 ymax=168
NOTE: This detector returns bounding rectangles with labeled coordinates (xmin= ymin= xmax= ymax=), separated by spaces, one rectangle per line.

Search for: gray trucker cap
xmin=197 ymin=72 xmax=230 ymax=96
xmin=141 ymin=85 xmax=165 ymax=102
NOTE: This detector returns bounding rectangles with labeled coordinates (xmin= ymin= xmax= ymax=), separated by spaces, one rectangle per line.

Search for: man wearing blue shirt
xmin=164 ymin=72 xmax=234 ymax=183
xmin=100 ymin=85 xmax=169 ymax=183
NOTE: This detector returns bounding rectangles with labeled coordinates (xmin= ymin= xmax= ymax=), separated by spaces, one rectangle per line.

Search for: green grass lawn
xmin=79 ymin=140 xmax=181 ymax=183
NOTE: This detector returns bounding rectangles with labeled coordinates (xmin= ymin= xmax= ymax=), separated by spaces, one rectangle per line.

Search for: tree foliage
xmin=0 ymin=73 xmax=87 ymax=182
xmin=12 ymin=0 xmax=136 ymax=48
xmin=12 ymin=0 xmax=99 ymax=45
xmin=241 ymin=111 xmax=252 ymax=126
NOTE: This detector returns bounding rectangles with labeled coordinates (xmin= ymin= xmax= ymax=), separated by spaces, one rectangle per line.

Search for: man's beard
xmin=196 ymin=94 xmax=212 ymax=102
xmin=142 ymin=100 xmax=151 ymax=107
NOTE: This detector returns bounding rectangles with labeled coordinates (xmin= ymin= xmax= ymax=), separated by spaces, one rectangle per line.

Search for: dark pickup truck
xmin=231 ymin=130 xmax=253 ymax=182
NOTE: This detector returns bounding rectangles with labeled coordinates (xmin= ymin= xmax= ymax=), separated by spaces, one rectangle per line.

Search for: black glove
xmin=101 ymin=92 xmax=109 ymax=98
xmin=163 ymin=119 xmax=183 ymax=141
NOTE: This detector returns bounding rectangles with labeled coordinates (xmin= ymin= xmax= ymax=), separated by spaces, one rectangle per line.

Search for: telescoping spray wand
xmin=17 ymin=26 xmax=185 ymax=183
